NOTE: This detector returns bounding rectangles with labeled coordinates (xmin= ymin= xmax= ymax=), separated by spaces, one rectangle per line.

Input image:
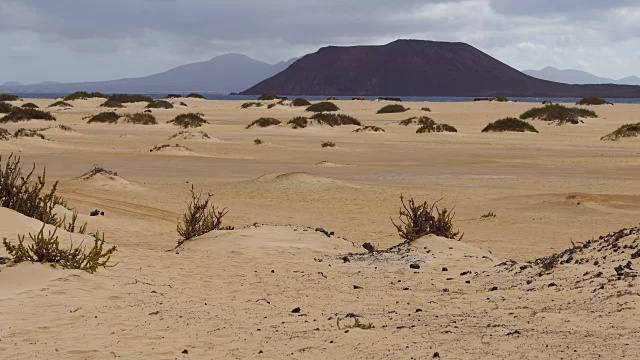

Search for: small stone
xmin=271 ymin=270 xmax=275 ymax=273
xmin=441 ymin=267 xmax=448 ymax=272
xmin=415 ymin=308 xmax=423 ymax=313
xmin=353 ymin=285 xmax=363 ymax=290
xmin=433 ymin=352 xmax=440 ymax=358
xmin=182 ymin=349 xmax=189 ymax=354
xmin=410 ymin=263 xmax=421 ymax=270
xmin=258 ymin=350 xmax=263 ymax=354
xmin=489 ymin=286 xmax=498 ymax=291
xmin=363 ymin=242 xmax=376 ymax=253
xmin=291 ymin=307 xmax=301 ymax=313
xmin=342 ymin=256 xmax=350 ymax=263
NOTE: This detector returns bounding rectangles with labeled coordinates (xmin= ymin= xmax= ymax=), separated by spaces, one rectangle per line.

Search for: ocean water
xmin=9 ymin=93 xmax=640 ymax=104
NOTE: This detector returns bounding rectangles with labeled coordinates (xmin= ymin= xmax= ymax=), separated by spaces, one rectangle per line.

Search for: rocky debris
xmin=353 ymin=285 xmax=363 ymax=290
xmin=90 ymin=209 xmax=105 ymax=216
xmin=182 ymin=349 xmax=189 ymax=354
xmin=315 ymin=228 xmax=334 ymax=237
xmin=342 ymin=256 xmax=350 ymax=263
xmin=362 ymin=242 xmax=375 ymax=253
xmin=291 ymin=307 xmax=301 ymax=313
xmin=410 ymin=263 xmax=421 ymax=270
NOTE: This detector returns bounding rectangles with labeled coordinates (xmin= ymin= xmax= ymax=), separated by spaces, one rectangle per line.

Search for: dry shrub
xmin=187 ymin=93 xmax=206 ymax=99
xmin=292 ymin=98 xmax=311 ymax=107
xmin=146 ymin=100 xmax=174 ymax=109
xmin=254 ymin=138 xmax=263 ymax=145
xmin=0 ymin=101 xmax=13 ymax=113
xmin=13 ymin=128 xmax=46 ymax=140
xmin=353 ymin=125 xmax=385 ymax=133
xmin=241 ymin=102 xmax=263 ymax=109
xmin=482 ymin=117 xmax=538 ymax=133
xmin=377 ymin=104 xmax=409 ymax=114
xmin=99 ymin=99 xmax=125 ymax=108
xmin=0 ymin=94 xmax=19 ymax=101
xmin=107 ymin=94 xmax=153 ymax=103
xmin=519 ymin=104 xmax=597 ymax=125
xmin=601 ymin=123 xmax=640 ymax=141
xmin=21 ymin=103 xmax=39 ymax=109
xmin=321 ymin=141 xmax=336 ymax=148
xmin=392 ymin=195 xmax=463 ymax=242
xmin=287 ymin=116 xmax=308 ymax=129
xmin=86 ymin=112 xmax=120 ymax=124
xmin=0 ymin=128 xmax=9 ymax=141
xmin=1 ymin=108 xmax=56 ymax=123
xmin=576 ymin=97 xmax=611 ymax=105
xmin=245 ymin=117 xmax=281 ymax=129
xmin=48 ymin=101 xmax=73 ymax=108
xmin=306 ymin=102 xmax=340 ymax=113
xmin=310 ymin=113 xmax=361 ymax=126
xmin=169 ymin=113 xmax=208 ymax=128
xmin=64 ymin=92 xmax=108 ymax=101
xmin=123 ymin=112 xmax=157 ymax=125
xmin=177 ymin=185 xmax=230 ymax=246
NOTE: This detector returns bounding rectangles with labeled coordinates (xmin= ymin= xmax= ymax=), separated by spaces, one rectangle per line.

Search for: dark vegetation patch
xmin=601 ymin=123 xmax=640 ymax=141
xmin=186 ymin=93 xmax=206 ymax=99
xmin=519 ymin=104 xmax=597 ymax=125
xmin=258 ymin=94 xmax=278 ymax=101
xmin=123 ymin=113 xmax=157 ymax=125
xmin=63 ymin=91 xmax=108 ymax=101
xmin=13 ymin=128 xmax=46 ymax=140
xmin=99 ymin=99 xmax=125 ymax=108
xmin=474 ymin=97 xmax=509 ymax=102
xmin=254 ymin=138 xmax=263 ymax=145
xmin=179 ymin=102 xmax=188 ymax=107
xmin=165 ymin=94 xmax=182 ymax=99
xmin=576 ymin=97 xmax=611 ymax=105
xmin=392 ymin=195 xmax=463 ymax=242
xmin=267 ymin=103 xmax=276 ymax=109
xmin=107 ymin=94 xmax=153 ymax=103
xmin=77 ymin=164 xmax=118 ymax=180
xmin=417 ymin=122 xmax=457 ymax=133
xmin=321 ymin=141 xmax=336 ymax=148
xmin=169 ymin=113 xmax=208 ymax=128
xmin=353 ymin=125 xmax=385 ymax=133
xmin=245 ymin=117 xmax=281 ymax=129
xmin=399 ymin=117 xmax=417 ymax=126
xmin=241 ymin=102 xmax=263 ymax=109
xmin=378 ymin=97 xmax=402 ymax=102
xmin=146 ymin=100 xmax=174 ymax=109
xmin=377 ymin=104 xmax=409 ymax=114
xmin=149 ymin=144 xmax=192 ymax=153
xmin=0 ymin=94 xmax=19 ymax=101
xmin=21 ymin=103 xmax=39 ymax=109
xmin=0 ymin=128 xmax=10 ymax=141
xmin=482 ymin=117 xmax=538 ymax=133
xmin=306 ymin=102 xmax=340 ymax=113
xmin=292 ymin=98 xmax=311 ymax=107
xmin=287 ymin=116 xmax=309 ymax=129
xmin=168 ymin=130 xmax=211 ymax=140
xmin=309 ymin=113 xmax=361 ymax=127
xmin=48 ymin=101 xmax=73 ymax=108
xmin=1 ymin=108 xmax=56 ymax=123
xmin=85 ymin=112 xmax=121 ymax=124
xmin=421 ymin=107 xmax=431 ymax=112
xmin=0 ymin=102 xmax=12 ymax=113
xmin=176 ymin=185 xmax=230 ymax=246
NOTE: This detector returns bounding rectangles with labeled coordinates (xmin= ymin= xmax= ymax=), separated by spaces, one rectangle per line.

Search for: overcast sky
xmin=1 ymin=0 xmax=638 ymax=84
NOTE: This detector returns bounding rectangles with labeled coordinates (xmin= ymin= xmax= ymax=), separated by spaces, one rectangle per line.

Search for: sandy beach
xmin=1 ymin=97 xmax=639 ymax=359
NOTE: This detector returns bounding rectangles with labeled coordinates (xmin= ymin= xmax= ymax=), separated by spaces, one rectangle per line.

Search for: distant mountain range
xmin=242 ymin=40 xmax=640 ymax=97
xmin=0 ymin=54 xmax=297 ymax=94
xmin=523 ymin=67 xmax=640 ymax=86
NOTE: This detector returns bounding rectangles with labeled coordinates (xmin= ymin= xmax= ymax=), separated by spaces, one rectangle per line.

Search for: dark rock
xmin=489 ymin=286 xmax=498 ymax=291
xmin=315 ymin=228 xmax=332 ymax=237
xmin=548 ymin=283 xmax=557 ymax=287
xmin=460 ymin=271 xmax=471 ymax=276
xmin=182 ymin=349 xmax=189 ymax=354
xmin=441 ymin=267 xmax=448 ymax=272
xmin=631 ymin=250 xmax=640 ymax=260
xmin=258 ymin=350 xmax=263 ymax=354
xmin=353 ymin=285 xmax=363 ymax=290
xmin=410 ymin=263 xmax=421 ymax=270
xmin=433 ymin=352 xmax=440 ymax=358
xmin=362 ymin=242 xmax=376 ymax=253
xmin=89 ymin=209 xmax=101 ymax=216
xmin=291 ymin=307 xmax=301 ymax=313
xmin=415 ymin=308 xmax=423 ymax=313
xmin=342 ymin=256 xmax=350 ymax=263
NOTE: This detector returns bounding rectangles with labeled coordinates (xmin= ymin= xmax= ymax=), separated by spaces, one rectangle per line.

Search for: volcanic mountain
xmin=242 ymin=40 xmax=640 ymax=97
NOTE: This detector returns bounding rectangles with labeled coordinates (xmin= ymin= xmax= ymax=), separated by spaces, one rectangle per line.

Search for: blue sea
xmin=9 ymin=93 xmax=640 ymax=104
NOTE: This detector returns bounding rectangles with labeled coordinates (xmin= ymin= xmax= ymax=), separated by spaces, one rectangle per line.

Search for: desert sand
xmin=1 ymin=97 xmax=639 ymax=359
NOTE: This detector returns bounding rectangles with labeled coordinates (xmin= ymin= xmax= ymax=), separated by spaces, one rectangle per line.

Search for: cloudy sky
xmin=1 ymin=0 xmax=638 ymax=84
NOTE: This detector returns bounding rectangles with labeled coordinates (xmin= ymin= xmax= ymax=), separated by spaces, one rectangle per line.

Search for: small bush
xmin=48 ymin=101 xmax=73 ymax=108
xmin=0 ymin=102 xmax=13 ymax=113
xmin=241 ymin=102 xmax=263 ymax=109
xmin=63 ymin=92 xmax=108 ymax=101
xmin=123 ymin=113 xmax=157 ymax=125
xmin=179 ymin=102 xmax=188 ymax=107
xmin=86 ymin=112 xmax=120 ymax=124
xmin=536 ymin=253 xmax=559 ymax=272
xmin=169 ymin=113 xmax=208 ymax=128
xmin=482 ymin=117 xmax=538 ymax=133
xmin=421 ymin=107 xmax=431 ymax=112
xmin=0 ymin=128 xmax=10 ymax=141
xmin=76 ymin=164 xmax=118 ymax=180
xmin=337 ymin=318 xmax=374 ymax=330
xmin=481 ymin=211 xmax=496 ymax=219
xmin=1 ymin=108 xmax=56 ymax=123
xmin=292 ymin=98 xmax=312 ymax=107
xmin=254 ymin=138 xmax=263 ymax=145
xmin=321 ymin=141 xmax=336 ymax=148
xmin=245 ymin=117 xmax=281 ymax=129
xmin=21 ymin=103 xmax=39 ymax=109
xmin=258 ymin=94 xmax=278 ymax=101
xmin=57 ymin=124 xmax=74 ymax=132
xmin=399 ymin=117 xmax=417 ymax=126
xmin=149 ymin=144 xmax=192 ymax=153
xmin=99 ymin=99 xmax=125 ymax=108
xmin=288 ymin=116 xmax=309 ymax=129
xmin=576 ymin=97 xmax=611 ymax=105
xmin=13 ymin=128 xmax=46 ymax=140
xmin=146 ymin=100 xmax=173 ymax=109
xmin=107 ymin=94 xmax=153 ymax=103
xmin=168 ymin=131 xmax=210 ymax=140
xmin=353 ymin=125 xmax=385 ymax=133
xmin=416 ymin=119 xmax=457 ymax=133
xmin=306 ymin=102 xmax=340 ymax=113
xmin=391 ymin=195 xmax=463 ymax=242
xmin=3 ymin=226 xmax=117 ymax=273
xmin=267 ymin=103 xmax=276 ymax=109
xmin=519 ymin=104 xmax=597 ymax=125
xmin=491 ymin=96 xmax=509 ymax=102
xmin=186 ymin=93 xmax=206 ymax=99
xmin=177 ymin=185 xmax=229 ymax=246
xmin=165 ymin=94 xmax=182 ymax=99
xmin=601 ymin=123 xmax=640 ymax=141
xmin=377 ymin=104 xmax=409 ymax=114
xmin=310 ymin=113 xmax=361 ymax=127
xmin=0 ymin=94 xmax=19 ymax=101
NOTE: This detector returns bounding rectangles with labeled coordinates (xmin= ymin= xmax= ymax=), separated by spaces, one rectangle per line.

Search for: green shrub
xmin=377 ymin=104 xmax=409 ymax=114
xmin=0 ymin=94 xmax=19 ymax=101
xmin=99 ymin=99 xmax=125 ymax=108
xmin=306 ymin=102 xmax=340 ymax=113
xmin=3 ymin=226 xmax=117 ymax=273
xmin=146 ymin=100 xmax=173 ymax=109
xmin=288 ymin=116 xmax=309 ymax=129
xmin=417 ymin=122 xmax=457 ymax=133
xmin=399 ymin=117 xmax=417 ymax=126
xmin=177 ymin=185 xmax=230 ymax=246
xmin=482 ymin=117 xmax=538 ymax=133
xmin=309 ymin=113 xmax=361 ymax=127
xmin=48 ymin=101 xmax=73 ymax=108
xmin=519 ymin=104 xmax=597 ymax=125
xmin=241 ymin=102 xmax=263 ymax=109
xmin=63 ymin=91 xmax=108 ymax=101
xmin=576 ymin=97 xmax=611 ymax=105
xmin=123 ymin=113 xmax=157 ymax=125
xmin=601 ymin=123 xmax=640 ymax=141
xmin=21 ymin=103 xmax=39 ymax=109
xmin=187 ymin=93 xmax=206 ymax=99
xmin=292 ymin=98 xmax=311 ymax=107
xmin=0 ymin=154 xmax=64 ymax=226
xmin=0 ymin=128 xmax=10 ymax=141
xmin=86 ymin=112 xmax=120 ymax=124
xmin=13 ymin=128 xmax=46 ymax=140
xmin=1 ymin=108 xmax=56 ymax=123
xmin=353 ymin=125 xmax=385 ymax=133
xmin=392 ymin=195 xmax=463 ymax=242
xmin=245 ymin=117 xmax=281 ymax=129
xmin=169 ymin=113 xmax=208 ymax=128
xmin=107 ymin=94 xmax=153 ymax=103
xmin=421 ymin=107 xmax=431 ymax=112
xmin=258 ymin=94 xmax=278 ymax=101
xmin=0 ymin=102 xmax=12 ymax=113
xmin=321 ymin=141 xmax=336 ymax=148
